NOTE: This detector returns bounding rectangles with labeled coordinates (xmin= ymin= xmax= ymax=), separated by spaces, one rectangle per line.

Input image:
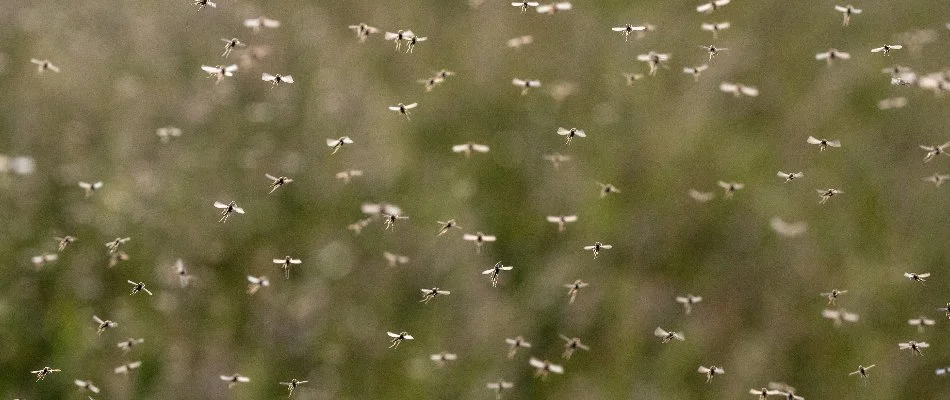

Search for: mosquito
xmin=512 ymin=78 xmax=541 ymax=95
xmin=105 ymin=237 xmax=130 ymax=254
xmin=193 ymin=0 xmax=216 ymax=10
xmin=816 ymin=49 xmax=851 ymax=65
xmin=325 ymin=136 xmax=354 ymax=154
xmin=171 ymin=259 xmax=194 ymax=288
xmin=584 ymin=242 xmax=612 ymax=258
xmin=920 ymin=142 xmax=950 ymax=162
xmin=698 ymin=366 xmax=725 ymax=383
xmin=93 ymin=315 xmax=117 ymax=335
xmin=436 ymin=219 xmax=461 ymax=236
xmin=905 ymin=272 xmax=930 ymax=284
xmin=556 ymin=127 xmax=586 ymax=144
xmin=547 ymin=215 xmax=577 ymax=232
xmin=348 ymin=23 xmax=379 ymax=42
xmin=529 ymin=358 xmax=564 ymax=378
xmin=701 ymin=45 xmax=728 ymax=61
xmin=430 ymin=352 xmax=458 ymax=367
xmin=849 ymin=364 xmax=875 ymax=381
xmin=717 ymin=181 xmax=744 ymax=199
xmin=419 ymin=76 xmax=443 ymax=92
xmin=542 ymin=153 xmax=571 ymax=168
xmin=201 ymin=65 xmax=238 ymax=84
xmin=688 ymin=189 xmax=715 ymax=202
xmin=938 ymin=367 xmax=950 ymax=376
xmin=74 ymin=379 xmax=100 ymax=393
xmin=335 ymin=170 xmax=363 ymax=183
xmin=384 ymin=30 xmax=414 ymax=51
xmin=404 ymin=35 xmax=427 ymax=53
xmin=624 ymin=72 xmax=645 ymax=86
xmin=262 ymin=73 xmax=293 ymax=86
xmin=387 ymin=331 xmax=414 ymax=348
xmin=637 ymin=51 xmax=670 ymax=76
xmin=683 ymin=64 xmax=708 ymax=82
xmin=872 ymin=44 xmax=902 ymax=56
xmin=820 ymin=289 xmax=847 ymax=305
xmin=273 ymin=256 xmax=302 ymax=279
xmin=487 ymin=379 xmax=514 ymax=399
xmin=214 ymin=201 xmax=245 ymax=223
xmin=482 ymin=261 xmax=513 ymax=287
xmin=938 ymin=303 xmax=950 ymax=319
xmin=78 ymin=181 xmax=103 ymax=198
xmin=31 ymin=254 xmax=58 ymax=268
xmin=156 ymin=126 xmax=182 ymax=143
xmin=598 ymin=182 xmax=620 ymax=198
xmin=561 ymin=280 xmax=589 ymax=304
xmin=807 ymin=136 xmax=841 ymax=151
xmin=220 ymin=374 xmax=250 ymax=388
xmin=463 ymin=232 xmax=497 ymax=254
xmin=383 ymin=251 xmax=409 ymax=267
xmin=696 ymin=0 xmax=730 ymax=13
xmin=773 ymin=390 xmax=804 ymax=400
xmin=612 ymin=24 xmax=647 ymax=42
xmin=536 ymin=2 xmax=572 ymax=14
xmin=54 ymin=236 xmax=76 ymax=252
xmin=30 ymin=59 xmax=60 ymax=73
xmin=117 ymin=338 xmax=144 ymax=352
xmin=719 ymin=82 xmax=758 ymax=97
xmin=512 ymin=1 xmax=540 ymax=12
xmin=31 ymin=367 xmax=61 ymax=381
xmin=247 ymin=275 xmax=270 ymax=295
xmin=420 ymin=287 xmax=450 ymax=304
xmin=452 ymin=142 xmax=490 ymax=157
xmin=280 ymin=379 xmax=307 ymax=397
xmin=908 ymin=316 xmax=936 ymax=333
xmin=817 ymin=188 xmax=843 ymax=204
xmin=834 ymin=5 xmax=861 ymax=26
xmin=899 ymin=341 xmax=929 ymax=355
xmin=559 ymin=334 xmax=590 ymax=359
xmin=128 ymin=280 xmax=153 ymax=296
xmin=388 ymin=102 xmax=418 ymax=120
xmin=382 ymin=213 xmax=408 ymax=231
xmin=655 ymin=327 xmax=685 ymax=343
xmin=244 ymin=16 xmax=281 ymax=32
xmin=114 ymin=361 xmax=142 ymax=375
xmin=822 ymin=308 xmax=859 ymax=326
xmin=220 ymin=38 xmax=246 ymax=57
xmin=676 ymin=294 xmax=703 ymax=315
xmin=750 ymin=388 xmax=781 ymax=399
xmin=777 ymin=171 xmax=804 ymax=183
xmin=262 ymin=174 xmax=293 ymax=194
xmin=701 ymin=22 xmax=730 ymax=39
xmin=505 ymin=336 xmax=531 ymax=358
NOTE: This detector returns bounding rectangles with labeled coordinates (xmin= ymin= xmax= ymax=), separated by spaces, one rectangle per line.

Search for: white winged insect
xmin=128 ymin=280 xmax=153 ymax=296
xmin=904 ymin=272 xmax=930 ymax=284
xmin=156 ymin=126 xmax=182 ymax=143
xmin=750 ymin=388 xmax=782 ymax=399
xmin=512 ymin=78 xmax=542 ymax=95
xmin=30 ymin=59 xmax=60 ymax=74
xmin=404 ymin=35 xmax=427 ymax=53
xmin=583 ymin=242 xmax=612 ymax=258
xmin=849 ymin=364 xmax=875 ymax=382
xmin=105 ymin=237 xmax=130 ymax=254
xmin=74 ymin=379 xmax=100 ymax=394
xmin=201 ymin=64 xmax=238 ymax=84
xmin=717 ymin=181 xmax=744 ymax=199
xmin=920 ymin=142 xmax=950 ymax=162
xmin=482 ymin=261 xmax=513 ymax=287
xmin=31 ymin=254 xmax=57 ymax=268
xmin=816 ymin=49 xmax=851 ymax=65
xmin=556 ymin=127 xmax=586 ymax=144
xmin=688 ymin=189 xmax=716 ymax=203
xmin=327 ymin=136 xmax=354 ymax=154
xmin=173 ymin=259 xmax=193 ymax=288
xmin=623 ymin=72 xmax=645 ymax=86
xmin=719 ymin=82 xmax=758 ymax=97
xmin=505 ymin=336 xmax=531 ymax=358
xmin=564 ymin=280 xmax=588 ymax=304
xmin=114 ymin=361 xmax=142 ymax=375
xmin=597 ymin=182 xmax=620 ymax=198
xmin=273 ymin=256 xmax=302 ymax=280
xmin=898 ymin=341 xmax=929 ymax=355
xmin=654 ymin=327 xmax=685 ymax=343
xmin=430 ymin=352 xmax=458 ymax=367
xmin=109 ymin=251 xmax=129 ymax=269
xmin=193 ymin=0 xmax=216 ymax=10
xmin=388 ymin=102 xmax=418 ymax=120
xmin=834 ymin=4 xmax=861 ymax=26
xmin=507 ymin=35 xmax=534 ymax=49
xmin=512 ymin=1 xmax=540 ymax=12
xmin=420 ymin=287 xmax=450 ymax=304
xmin=676 ymin=294 xmax=703 ymax=315
xmin=214 ymin=201 xmax=245 ymax=223
xmin=807 ymin=136 xmax=841 ymax=151
xmin=698 ymin=366 xmax=725 ymax=383
xmin=822 ymin=308 xmax=859 ymax=327
xmin=701 ymin=22 xmax=730 ymax=39
xmin=387 ymin=331 xmax=414 ymax=349
xmin=542 ymin=153 xmax=571 ymax=169
xmin=419 ymin=76 xmax=443 ymax=92
xmin=938 ymin=367 xmax=950 ymax=376
xmin=55 ymin=236 xmax=76 ymax=252
xmin=463 ymin=232 xmax=497 ymax=254
xmin=382 ymin=212 xmax=409 ymax=231
xmin=383 ymin=251 xmax=409 ymax=267
xmin=487 ymin=379 xmax=514 ymax=399
xmin=871 ymin=44 xmax=902 ymax=56
xmin=220 ymin=374 xmax=250 ymax=388
xmin=384 ymin=30 xmax=415 ymax=51
xmin=31 ymin=367 xmax=61 ymax=381
xmin=637 ymin=51 xmax=670 ymax=76
xmin=452 ymin=143 xmax=490 ymax=157
xmin=280 ymin=379 xmax=308 ymax=397
xmin=335 ymin=170 xmax=363 ymax=184
xmin=265 ymin=174 xmax=293 ymax=193
xmin=536 ymin=2 xmax=572 ymax=14
xmin=547 ymin=215 xmax=577 ymax=232
xmin=559 ymin=334 xmax=590 ymax=359
xmin=697 ymin=0 xmax=730 ymax=14
xmin=820 ymin=289 xmax=847 ymax=305
xmin=220 ymin=38 xmax=246 ymax=57
xmin=262 ymin=72 xmax=293 ymax=86
xmin=348 ymin=23 xmax=379 ymax=42
xmin=529 ymin=357 xmax=564 ymax=378
xmin=247 ymin=275 xmax=270 ymax=295
xmin=436 ymin=219 xmax=461 ymax=236
xmin=612 ymin=24 xmax=647 ymax=42
xmin=937 ymin=303 xmax=950 ymax=319
xmin=117 ymin=337 xmax=144 ymax=352
xmin=78 ymin=181 xmax=103 ymax=198
xmin=93 ymin=315 xmax=117 ymax=335
xmin=777 ymin=171 xmax=804 ymax=183
xmin=817 ymin=188 xmax=843 ymax=204
xmin=701 ymin=45 xmax=728 ymax=61
xmin=908 ymin=316 xmax=936 ymax=333
xmin=923 ymin=173 xmax=950 ymax=187
xmin=244 ymin=16 xmax=281 ymax=32
xmin=683 ymin=64 xmax=708 ymax=82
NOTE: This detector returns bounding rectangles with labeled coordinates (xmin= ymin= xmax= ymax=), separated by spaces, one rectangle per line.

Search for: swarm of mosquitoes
xmin=13 ymin=0 xmax=950 ymax=398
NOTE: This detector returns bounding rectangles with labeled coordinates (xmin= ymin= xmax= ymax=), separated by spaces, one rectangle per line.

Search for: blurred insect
xmin=105 ymin=237 xmax=130 ymax=254
xmin=637 ymin=51 xmax=670 ymax=76
xmin=701 ymin=44 xmax=728 ymax=61
xmin=597 ymin=182 xmax=620 ymax=198
xmin=822 ymin=308 xmax=859 ymax=326
xmin=904 ymin=272 xmax=930 ymax=284
xmin=938 ymin=303 xmax=950 ymax=319
xmin=507 ymin=35 xmax=534 ymax=49
xmin=512 ymin=1 xmax=539 ymax=12
xmin=584 ymin=242 xmax=612 ymax=258
xmin=388 ymin=102 xmax=418 ymax=120
xmin=30 ymin=59 xmax=60 ymax=73
xmin=436 ymin=219 xmax=461 ymax=236
xmin=362 ymin=202 xmax=403 ymax=218
xmin=564 ymin=280 xmax=588 ymax=304
xmin=128 ymin=280 xmax=153 ymax=296
xmin=806 ymin=136 xmax=841 ymax=151
xmin=482 ymin=261 xmax=513 ymax=287
xmin=701 ymin=22 xmax=730 ymax=39
xmin=31 ymin=253 xmax=58 ymax=268
xmin=156 ymin=126 xmax=182 ymax=143
xmin=74 ymin=379 xmax=100 ymax=394
xmin=452 ymin=143 xmax=490 ymax=157
xmin=559 ymin=335 xmax=589 ymax=359
xmin=53 ymin=236 xmax=76 ymax=252
xmin=871 ymin=44 xmax=902 ymax=55
xmin=265 ymin=174 xmax=293 ymax=193
xmin=817 ymin=188 xmax=843 ymax=204
xmin=273 ymin=256 xmax=302 ymax=279
xmin=772 ymin=390 xmax=804 ymax=400
xmin=244 ymin=16 xmax=281 ymax=32
xmin=464 ymin=232 xmax=497 ymax=254
xmin=877 ymin=97 xmax=908 ymax=110
xmin=750 ymin=388 xmax=781 ymax=399
xmin=683 ymin=64 xmax=708 ymax=82
xmin=512 ymin=78 xmax=542 ymax=95
xmin=326 ymin=136 xmax=354 ymax=154
xmin=938 ymin=367 xmax=950 ymax=376
xmin=920 ymin=142 xmax=950 ymax=162
xmin=505 ymin=336 xmax=532 ymax=358
xmin=247 ymin=275 xmax=270 ymax=295
xmin=113 ymin=361 xmax=142 ymax=375
xmin=78 ymin=181 xmax=103 ymax=198
xmin=262 ymin=73 xmax=293 ymax=86
xmin=542 ymin=153 xmax=571 ymax=169
xmin=654 ymin=327 xmax=685 ymax=343
xmin=214 ymin=201 xmax=245 ymax=223
xmin=898 ymin=341 xmax=929 ymax=355
xmin=908 ymin=316 xmax=936 ymax=333
xmin=676 ymin=294 xmax=703 ymax=315
xmin=404 ymin=35 xmax=427 ymax=53
xmin=487 ymin=379 xmax=514 ymax=399
xmin=347 ymin=218 xmax=373 ymax=234
xmin=117 ymin=338 xmax=144 ymax=352
xmin=536 ymin=2 xmax=572 ymax=14
xmin=335 ymin=170 xmax=363 ymax=183
xmin=717 ymin=181 xmax=744 ymax=199
xmin=382 ymin=213 xmax=409 ymax=231
xmin=387 ymin=331 xmax=414 ymax=348
xmin=430 ymin=352 xmax=458 ymax=367
xmin=612 ymin=24 xmax=647 ymax=42
xmin=419 ymin=76 xmax=443 ymax=92
xmin=348 ymin=23 xmax=379 ymax=42
xmin=31 ymin=367 xmax=61 ymax=381
xmin=547 ymin=215 xmax=578 ymax=232
xmin=93 ymin=315 xmax=117 ymax=335
xmin=556 ymin=127 xmax=586 ymax=144
xmin=220 ymin=374 xmax=250 ymax=388
xmin=834 ymin=4 xmax=861 ymax=26
xmin=109 ymin=251 xmax=130 ymax=268
xmin=280 ymin=379 xmax=307 ymax=397
xmin=420 ymin=287 xmax=450 ymax=304
xmin=529 ymin=358 xmax=564 ymax=378
xmin=696 ymin=0 xmax=730 ymax=13
xmin=820 ymin=289 xmax=847 ymax=305
xmin=220 ymin=38 xmax=246 ymax=57
xmin=201 ymin=64 xmax=238 ymax=84
xmin=850 ymin=364 xmax=875 ymax=381
xmin=383 ymin=251 xmax=409 ymax=267
xmin=688 ymin=189 xmax=716 ymax=203
xmin=384 ymin=30 xmax=414 ymax=50
xmin=815 ymin=49 xmax=850 ymax=65
xmin=172 ymin=259 xmax=193 ymax=288
xmin=719 ymin=82 xmax=758 ymax=97
xmin=193 ymin=0 xmax=216 ymax=10
xmin=623 ymin=72 xmax=645 ymax=86
xmin=698 ymin=366 xmax=725 ymax=383
xmin=777 ymin=171 xmax=804 ymax=183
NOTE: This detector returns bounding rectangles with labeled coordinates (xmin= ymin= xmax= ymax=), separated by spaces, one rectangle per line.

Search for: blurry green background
xmin=2 ymin=0 xmax=950 ymax=398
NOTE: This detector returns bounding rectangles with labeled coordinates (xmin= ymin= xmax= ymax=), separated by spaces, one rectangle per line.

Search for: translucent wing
xmin=201 ymin=65 xmax=219 ymax=73
xmin=563 ymin=215 xmax=578 ymax=222
xmin=327 ymin=138 xmax=341 ymax=146
xmin=807 ymin=136 xmax=822 ymax=144
xmin=472 ymin=144 xmax=490 ymax=152
xmin=404 ymin=103 xmax=418 ymax=109
xmin=281 ymin=75 xmax=294 ymax=83
xmin=452 ymin=144 xmax=469 ymax=153
xmin=262 ymin=73 xmax=275 ymax=81
xmin=529 ymin=358 xmax=545 ymax=368
xmin=654 ymin=327 xmax=668 ymax=337
xmin=387 ymin=332 xmax=401 ymax=338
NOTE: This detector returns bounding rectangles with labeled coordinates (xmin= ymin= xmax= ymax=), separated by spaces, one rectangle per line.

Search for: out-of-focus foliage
xmin=2 ymin=0 xmax=950 ymax=398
